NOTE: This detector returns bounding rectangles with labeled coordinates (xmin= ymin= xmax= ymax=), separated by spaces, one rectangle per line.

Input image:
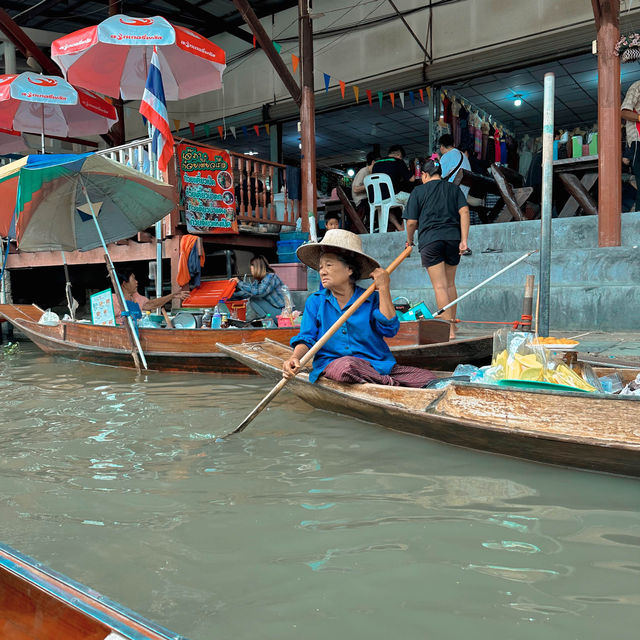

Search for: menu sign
xmin=177 ymin=143 xmax=238 ymax=234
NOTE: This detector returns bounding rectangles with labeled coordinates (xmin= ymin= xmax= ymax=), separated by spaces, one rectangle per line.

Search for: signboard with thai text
xmin=177 ymin=143 xmax=238 ymax=234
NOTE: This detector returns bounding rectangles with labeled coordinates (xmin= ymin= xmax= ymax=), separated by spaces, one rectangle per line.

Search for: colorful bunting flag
xmin=188 ymin=122 xmax=195 ymax=136
xmin=409 ymin=90 xmax=415 ymax=105
xmin=173 ymin=119 xmax=181 ymax=132
xmin=218 ymin=125 xmax=224 ymax=139
xmin=253 ymin=125 xmax=260 ymax=136
xmin=272 ymin=41 xmax=281 ymax=54
xmin=203 ymin=124 xmax=210 ymax=137
xmin=241 ymin=125 xmax=248 ymax=137
xmin=390 ymin=92 xmax=395 ymax=108
xmin=253 ymin=35 xmax=256 ymax=48
xmin=426 ymin=86 xmax=431 ymax=99
xmin=265 ymin=123 xmax=270 ymax=135
xmin=353 ymin=86 xmax=359 ymax=103
xmin=339 ymin=80 xmax=345 ymax=98
xmin=399 ymin=92 xmax=405 ymax=108
xmin=419 ymin=89 xmax=424 ymax=103
xmin=377 ymin=91 xmax=383 ymax=108
xmin=230 ymin=126 xmax=236 ymax=139
xmin=291 ymin=54 xmax=299 ymax=73
xmin=366 ymin=89 xmax=373 ymax=106
xmin=323 ymin=73 xmax=331 ymax=93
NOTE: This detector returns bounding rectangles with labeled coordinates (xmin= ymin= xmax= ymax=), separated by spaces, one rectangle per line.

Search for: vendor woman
xmin=283 ymin=229 xmax=436 ymax=387
xmin=230 ymin=255 xmax=286 ymax=321
xmin=113 ymin=268 xmax=188 ymax=324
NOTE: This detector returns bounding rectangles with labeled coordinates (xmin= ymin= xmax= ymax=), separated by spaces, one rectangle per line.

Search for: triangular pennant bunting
xmin=409 ymin=90 xmax=415 ymax=105
xmin=353 ymin=86 xmax=359 ymax=103
xmin=426 ymin=86 xmax=431 ymax=99
xmin=265 ymin=123 xmax=270 ymax=135
xmin=339 ymin=80 xmax=346 ymax=98
xmin=272 ymin=41 xmax=281 ymax=54
xmin=399 ymin=92 xmax=405 ymax=108
xmin=188 ymin=122 xmax=196 ymax=136
xmin=242 ymin=126 xmax=248 ymax=137
xmin=253 ymin=125 xmax=260 ymax=136
xmin=230 ymin=126 xmax=236 ymax=139
xmin=253 ymin=35 xmax=256 ymax=48
xmin=323 ymin=73 xmax=331 ymax=93
xmin=173 ymin=119 xmax=181 ymax=132
xmin=366 ymin=89 xmax=373 ymax=106
xmin=419 ymin=89 xmax=424 ymax=103
xmin=218 ymin=125 xmax=224 ymax=139
xmin=203 ymin=124 xmax=210 ymax=137
xmin=291 ymin=54 xmax=299 ymax=73
xmin=390 ymin=92 xmax=395 ymax=108
xmin=377 ymin=91 xmax=383 ymax=108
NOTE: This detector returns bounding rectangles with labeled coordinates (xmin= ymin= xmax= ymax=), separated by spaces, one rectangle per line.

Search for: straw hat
xmin=296 ymin=229 xmax=380 ymax=277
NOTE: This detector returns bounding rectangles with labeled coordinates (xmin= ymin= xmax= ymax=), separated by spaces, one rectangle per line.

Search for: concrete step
xmin=361 ymin=211 xmax=640 ymax=254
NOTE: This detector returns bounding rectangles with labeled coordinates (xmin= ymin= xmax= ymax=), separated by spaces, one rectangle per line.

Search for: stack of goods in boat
xmin=440 ymin=328 xmax=640 ymax=395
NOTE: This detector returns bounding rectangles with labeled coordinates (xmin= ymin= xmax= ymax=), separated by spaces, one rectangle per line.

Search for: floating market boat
xmin=217 ymin=340 xmax=640 ymax=478
xmin=0 ymin=304 xmax=492 ymax=374
xmin=0 ymin=543 xmax=186 ymax=640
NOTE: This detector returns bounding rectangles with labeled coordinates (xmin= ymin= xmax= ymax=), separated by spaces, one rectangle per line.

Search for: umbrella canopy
xmin=0 ymin=72 xmax=117 ymax=138
xmin=0 ymin=128 xmax=29 ymax=155
xmin=51 ymin=14 xmax=226 ymax=101
xmin=0 ymin=153 xmax=176 ymax=251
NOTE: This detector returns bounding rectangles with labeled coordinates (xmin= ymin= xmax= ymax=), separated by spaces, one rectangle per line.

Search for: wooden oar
xmin=222 ymin=245 xmax=413 ymax=438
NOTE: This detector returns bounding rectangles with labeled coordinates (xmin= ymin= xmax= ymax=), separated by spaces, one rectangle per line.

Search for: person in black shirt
xmin=371 ymin=144 xmax=416 ymax=230
xmin=403 ymin=158 xmax=470 ymax=340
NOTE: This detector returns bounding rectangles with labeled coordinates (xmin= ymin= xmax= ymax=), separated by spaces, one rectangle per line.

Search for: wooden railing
xmin=96 ymin=137 xmax=301 ymax=232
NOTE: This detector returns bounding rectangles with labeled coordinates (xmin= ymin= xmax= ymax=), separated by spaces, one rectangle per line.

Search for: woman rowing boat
xmin=283 ymin=230 xmax=436 ymax=387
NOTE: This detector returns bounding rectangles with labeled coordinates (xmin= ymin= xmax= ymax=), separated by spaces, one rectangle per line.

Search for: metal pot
xmin=172 ymin=311 xmax=203 ymax=329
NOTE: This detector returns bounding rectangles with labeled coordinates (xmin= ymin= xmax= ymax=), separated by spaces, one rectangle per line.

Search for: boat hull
xmin=0 ymin=304 xmax=490 ymax=374
xmin=217 ymin=340 xmax=640 ymax=478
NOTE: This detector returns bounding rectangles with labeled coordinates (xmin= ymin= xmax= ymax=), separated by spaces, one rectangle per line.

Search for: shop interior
xmin=210 ymin=51 xmax=640 ymax=217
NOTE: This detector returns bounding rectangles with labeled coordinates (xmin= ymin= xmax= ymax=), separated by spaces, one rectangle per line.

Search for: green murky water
xmin=0 ymin=343 xmax=638 ymax=639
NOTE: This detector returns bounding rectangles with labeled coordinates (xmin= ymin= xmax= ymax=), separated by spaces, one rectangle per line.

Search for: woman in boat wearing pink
xmin=112 ymin=268 xmax=188 ymax=324
xmin=283 ymin=230 xmax=435 ymax=387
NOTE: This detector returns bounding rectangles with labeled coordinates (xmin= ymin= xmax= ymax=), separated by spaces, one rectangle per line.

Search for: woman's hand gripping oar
xmin=220 ymin=245 xmax=413 ymax=439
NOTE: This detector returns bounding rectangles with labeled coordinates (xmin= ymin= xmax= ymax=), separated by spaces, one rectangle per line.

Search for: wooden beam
xmin=597 ymin=0 xmax=621 ymax=246
xmin=336 ymin=186 xmax=367 ymax=234
xmin=0 ymin=7 xmax=60 ymax=75
xmin=232 ymin=0 xmax=301 ymax=106
xmin=591 ymin=0 xmax=602 ymax=30
xmin=490 ymin=164 xmax=525 ymax=221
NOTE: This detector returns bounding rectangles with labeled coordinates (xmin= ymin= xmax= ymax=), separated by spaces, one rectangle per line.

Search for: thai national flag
xmin=139 ymin=47 xmax=174 ymax=172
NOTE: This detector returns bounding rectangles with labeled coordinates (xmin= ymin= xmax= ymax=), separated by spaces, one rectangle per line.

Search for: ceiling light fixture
xmin=513 ymin=94 xmax=523 ymax=107
xmin=347 ymin=168 xmax=355 ymax=178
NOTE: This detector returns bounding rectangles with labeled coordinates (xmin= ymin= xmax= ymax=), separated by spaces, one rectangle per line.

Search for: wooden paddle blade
xmin=223 ymin=377 xmax=289 ymax=438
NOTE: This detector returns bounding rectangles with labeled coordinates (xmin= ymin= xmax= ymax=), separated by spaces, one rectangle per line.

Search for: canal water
xmin=0 ymin=343 xmax=638 ymax=639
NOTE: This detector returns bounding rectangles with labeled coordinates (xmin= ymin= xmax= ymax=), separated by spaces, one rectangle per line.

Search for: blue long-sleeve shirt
xmin=291 ymin=286 xmax=400 ymax=383
xmin=235 ymin=272 xmax=285 ymax=309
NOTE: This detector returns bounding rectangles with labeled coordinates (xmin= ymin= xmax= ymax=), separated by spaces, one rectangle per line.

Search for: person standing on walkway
xmin=403 ymin=158 xmax=470 ymax=341
xmin=621 ymin=80 xmax=640 ymax=211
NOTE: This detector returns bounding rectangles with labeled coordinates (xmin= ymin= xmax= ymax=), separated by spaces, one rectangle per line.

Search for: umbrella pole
xmin=60 ymin=251 xmax=76 ymax=321
xmin=150 ymin=150 xmax=163 ymax=306
xmin=40 ymin=104 xmax=45 ymax=154
xmin=78 ymin=177 xmax=148 ymax=371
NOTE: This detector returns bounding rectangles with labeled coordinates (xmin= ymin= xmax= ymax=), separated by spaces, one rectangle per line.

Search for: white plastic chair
xmin=363 ymin=173 xmax=405 ymax=233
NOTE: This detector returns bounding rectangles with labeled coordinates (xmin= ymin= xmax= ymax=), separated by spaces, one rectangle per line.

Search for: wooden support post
xmin=490 ymin=164 xmax=525 ymax=221
xmin=232 ymin=0 xmax=301 ymax=106
xmin=299 ymin=0 xmax=318 ymax=240
xmin=596 ymin=0 xmax=621 ymax=246
xmin=336 ymin=186 xmax=367 ymax=234
xmin=558 ymin=173 xmax=598 ymax=216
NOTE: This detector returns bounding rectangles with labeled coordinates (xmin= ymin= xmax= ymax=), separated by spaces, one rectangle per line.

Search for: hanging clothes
xmin=177 ymin=234 xmax=205 ymax=288
xmin=443 ymin=93 xmax=452 ymax=126
xmin=481 ymin=120 xmax=490 ymax=160
xmin=500 ymin=135 xmax=508 ymax=167
xmin=474 ymin=114 xmax=483 ymax=156
xmin=494 ymin=128 xmax=502 ymax=164
xmin=459 ymin=104 xmax=470 ymax=150
xmin=451 ymin=99 xmax=461 ymax=147
xmin=519 ymin=136 xmax=533 ymax=178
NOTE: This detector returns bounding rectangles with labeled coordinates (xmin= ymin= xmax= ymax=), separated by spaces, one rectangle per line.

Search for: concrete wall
xmin=118 ymin=0 xmax=628 ymax=138
xmin=359 ymin=213 xmax=640 ymax=332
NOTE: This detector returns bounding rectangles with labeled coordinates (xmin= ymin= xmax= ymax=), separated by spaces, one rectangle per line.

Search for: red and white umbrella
xmin=51 ymin=14 xmax=226 ymax=100
xmin=0 ymin=72 xmax=117 ymax=139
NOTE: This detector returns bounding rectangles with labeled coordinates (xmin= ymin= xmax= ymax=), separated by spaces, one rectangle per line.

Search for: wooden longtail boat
xmin=0 ymin=543 xmax=186 ymax=639
xmin=0 ymin=304 xmax=492 ymax=373
xmin=216 ymin=340 xmax=640 ymax=478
